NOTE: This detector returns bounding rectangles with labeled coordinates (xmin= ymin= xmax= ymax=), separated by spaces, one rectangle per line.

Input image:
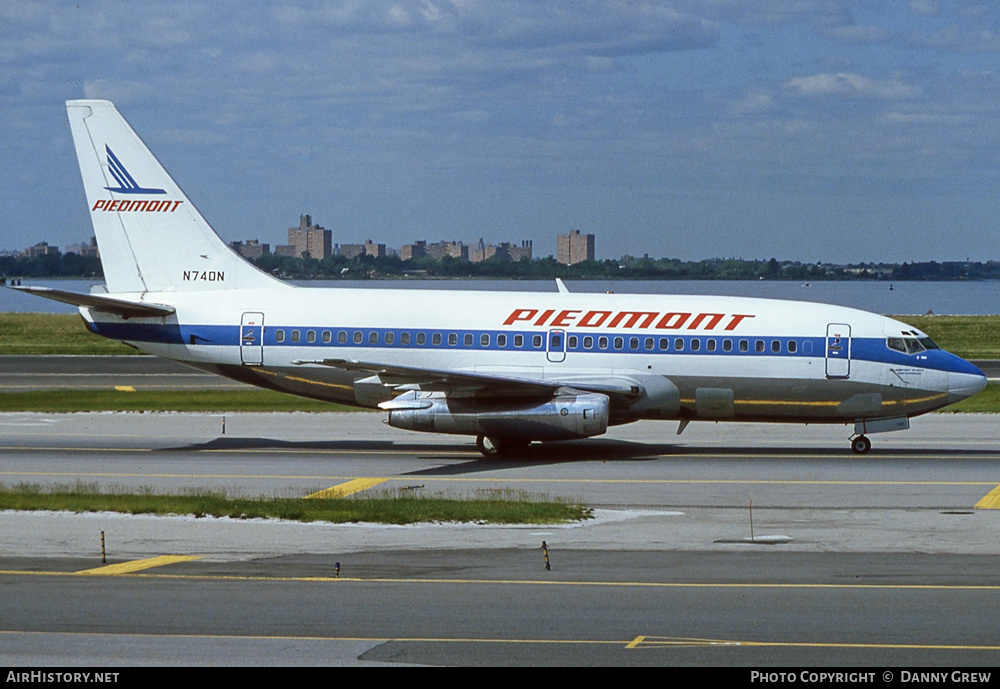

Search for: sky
xmin=2 ymin=0 xmax=999 ymax=264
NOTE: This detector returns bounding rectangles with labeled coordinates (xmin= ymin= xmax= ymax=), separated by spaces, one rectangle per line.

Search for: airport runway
xmin=2 ymin=411 xmax=1000 ymax=666
xmin=0 ymin=355 xmax=249 ymax=391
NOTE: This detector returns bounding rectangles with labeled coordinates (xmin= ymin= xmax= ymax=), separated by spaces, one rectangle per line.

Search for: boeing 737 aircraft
xmin=15 ymin=100 xmax=987 ymax=455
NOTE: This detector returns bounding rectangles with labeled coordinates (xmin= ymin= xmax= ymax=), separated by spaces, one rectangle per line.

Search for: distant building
xmin=64 ymin=236 xmax=100 ymax=258
xmin=23 ymin=241 xmax=59 ymax=257
xmin=230 ymin=239 xmax=269 ymax=260
xmin=470 ymin=238 xmax=533 ymax=263
xmin=400 ymin=240 xmax=427 ymax=261
xmin=288 ymin=214 xmax=332 ymax=259
xmin=469 ymin=238 xmax=493 ymax=263
xmin=501 ymin=240 xmax=532 ymax=262
xmin=338 ymin=239 xmax=386 ymax=259
xmin=425 ymin=241 xmax=468 ymax=261
xmin=556 ymin=230 xmax=594 ymax=265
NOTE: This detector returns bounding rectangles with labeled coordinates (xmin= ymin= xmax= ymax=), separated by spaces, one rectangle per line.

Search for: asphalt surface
xmin=2 ymin=411 xmax=1000 ymax=666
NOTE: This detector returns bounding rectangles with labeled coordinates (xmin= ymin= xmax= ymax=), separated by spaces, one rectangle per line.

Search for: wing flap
xmin=293 ymin=357 xmax=562 ymax=398
xmin=292 ymin=358 xmax=647 ymax=402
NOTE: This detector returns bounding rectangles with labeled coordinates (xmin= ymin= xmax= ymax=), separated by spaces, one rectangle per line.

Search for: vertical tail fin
xmin=66 ymin=100 xmax=285 ymax=294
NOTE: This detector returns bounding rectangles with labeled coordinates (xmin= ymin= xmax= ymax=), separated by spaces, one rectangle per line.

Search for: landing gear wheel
xmin=476 ymin=435 xmax=531 ymax=457
xmin=851 ymin=435 xmax=872 ymax=454
xmin=476 ymin=435 xmax=498 ymax=457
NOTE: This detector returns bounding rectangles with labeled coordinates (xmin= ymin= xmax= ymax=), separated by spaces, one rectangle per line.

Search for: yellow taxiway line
xmin=974 ymin=485 xmax=1000 ymax=509
xmin=305 ymin=478 xmax=387 ymax=499
xmin=75 ymin=555 xmax=202 ymax=576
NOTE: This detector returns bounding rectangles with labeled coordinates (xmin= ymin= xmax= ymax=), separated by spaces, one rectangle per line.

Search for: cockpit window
xmin=888 ymin=336 xmax=934 ymax=355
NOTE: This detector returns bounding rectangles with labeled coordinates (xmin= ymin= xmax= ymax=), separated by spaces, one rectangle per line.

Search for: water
xmin=3 ymin=278 xmax=998 ymax=316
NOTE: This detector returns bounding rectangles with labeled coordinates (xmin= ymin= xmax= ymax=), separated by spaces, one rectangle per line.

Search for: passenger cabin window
xmin=629 ymin=337 xmax=639 ymax=350
xmin=788 ymin=340 xmax=797 ymax=353
xmin=739 ymin=340 xmax=748 ymax=352
xmin=771 ymin=340 xmax=780 ymax=353
xmin=584 ymin=336 xmax=594 ymax=349
xmin=322 ymin=331 xmax=332 ymax=344
xmin=568 ymin=335 xmax=578 ymax=348
xmin=448 ymin=333 xmax=458 ymax=346
xmin=659 ymin=337 xmax=669 ymax=350
xmin=707 ymin=339 xmax=716 ymax=352
xmin=401 ymin=332 xmax=410 ymax=345
xmin=532 ymin=335 xmax=543 ymax=348
xmin=291 ymin=330 xmax=300 ymax=343
xmin=338 ymin=331 xmax=347 ymax=344
xmin=598 ymin=336 xmax=608 ymax=350
xmin=417 ymin=333 xmax=426 ymax=345
xmin=497 ymin=334 xmax=507 ymax=347
xmin=275 ymin=329 xmax=285 ymax=343
xmin=674 ymin=338 xmax=684 ymax=351
xmin=386 ymin=332 xmax=394 ymax=345
xmin=690 ymin=338 xmax=700 ymax=352
xmin=307 ymin=330 xmax=316 ymax=343
xmin=464 ymin=334 xmax=473 ymax=346
xmin=481 ymin=334 xmax=490 ymax=347
xmin=354 ymin=331 xmax=363 ymax=344
xmin=514 ymin=334 xmax=524 ymax=348
xmin=614 ymin=336 xmax=624 ymax=350
xmin=755 ymin=340 xmax=765 ymax=353
xmin=433 ymin=333 xmax=442 ymax=346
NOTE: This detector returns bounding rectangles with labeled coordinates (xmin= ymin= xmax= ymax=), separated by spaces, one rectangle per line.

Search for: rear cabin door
xmin=240 ymin=312 xmax=264 ymax=366
xmin=825 ymin=323 xmax=851 ymax=378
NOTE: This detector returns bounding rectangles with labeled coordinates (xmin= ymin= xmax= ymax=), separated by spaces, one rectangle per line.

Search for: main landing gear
xmin=476 ymin=435 xmax=531 ymax=457
xmin=850 ymin=435 xmax=872 ymax=454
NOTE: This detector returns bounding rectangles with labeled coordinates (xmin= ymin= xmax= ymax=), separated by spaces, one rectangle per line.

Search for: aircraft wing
xmin=292 ymin=357 xmax=641 ymax=400
xmin=11 ymin=286 xmax=175 ymax=318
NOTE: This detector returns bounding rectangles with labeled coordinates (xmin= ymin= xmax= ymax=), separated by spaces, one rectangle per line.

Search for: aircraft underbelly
xmin=668 ymin=374 xmax=946 ymax=422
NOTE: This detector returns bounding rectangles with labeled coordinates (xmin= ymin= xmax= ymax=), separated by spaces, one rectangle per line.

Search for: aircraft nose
xmin=947 ymin=361 xmax=987 ymax=404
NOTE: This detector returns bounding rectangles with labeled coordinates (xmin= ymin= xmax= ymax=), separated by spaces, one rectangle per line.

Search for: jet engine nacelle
xmin=384 ymin=391 xmax=610 ymax=441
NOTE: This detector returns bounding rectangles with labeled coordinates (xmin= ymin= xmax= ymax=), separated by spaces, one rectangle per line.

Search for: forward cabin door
xmin=825 ymin=323 xmax=851 ymax=378
xmin=240 ymin=311 xmax=264 ymax=366
xmin=546 ymin=329 xmax=567 ymax=363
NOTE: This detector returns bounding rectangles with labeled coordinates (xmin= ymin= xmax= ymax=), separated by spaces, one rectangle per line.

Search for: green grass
xmin=0 ymin=313 xmax=138 ymax=355
xmin=935 ymin=382 xmax=1000 ymax=414
xmin=0 ymin=389 xmax=357 ymax=413
xmin=892 ymin=315 xmax=1000 ymax=360
xmin=0 ymin=483 xmax=591 ymax=525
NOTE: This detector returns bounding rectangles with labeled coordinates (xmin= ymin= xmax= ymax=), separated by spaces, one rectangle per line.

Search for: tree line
xmin=3 ymin=249 xmax=999 ymax=281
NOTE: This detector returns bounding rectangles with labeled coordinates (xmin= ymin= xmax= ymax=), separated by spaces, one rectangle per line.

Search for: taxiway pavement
xmin=2 ymin=411 xmax=999 ymax=666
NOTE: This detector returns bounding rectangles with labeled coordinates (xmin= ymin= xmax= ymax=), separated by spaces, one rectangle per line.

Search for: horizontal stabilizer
xmin=11 ymin=286 xmax=175 ymax=318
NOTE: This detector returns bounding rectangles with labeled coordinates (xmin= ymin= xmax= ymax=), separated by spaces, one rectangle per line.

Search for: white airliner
xmin=16 ymin=100 xmax=987 ymax=455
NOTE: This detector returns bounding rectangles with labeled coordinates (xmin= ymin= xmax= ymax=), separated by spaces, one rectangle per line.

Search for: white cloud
xmin=784 ymin=73 xmax=922 ymax=100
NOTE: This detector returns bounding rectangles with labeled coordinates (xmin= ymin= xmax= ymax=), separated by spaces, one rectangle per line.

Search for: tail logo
xmin=103 ymin=145 xmax=166 ymax=194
